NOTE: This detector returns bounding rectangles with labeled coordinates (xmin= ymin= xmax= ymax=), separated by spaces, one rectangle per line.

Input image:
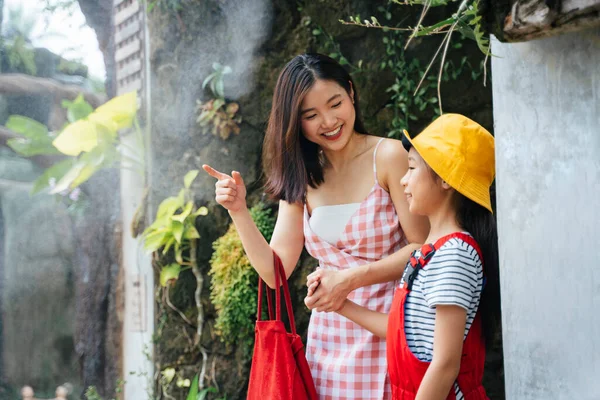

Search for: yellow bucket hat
xmin=402 ymin=113 xmax=495 ymax=213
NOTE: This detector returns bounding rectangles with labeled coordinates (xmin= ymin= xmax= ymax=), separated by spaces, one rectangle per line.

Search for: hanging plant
xmin=195 ymin=63 xmax=242 ymax=140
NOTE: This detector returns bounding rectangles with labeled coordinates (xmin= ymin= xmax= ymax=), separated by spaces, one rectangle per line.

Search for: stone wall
xmin=491 ymin=30 xmax=600 ymax=400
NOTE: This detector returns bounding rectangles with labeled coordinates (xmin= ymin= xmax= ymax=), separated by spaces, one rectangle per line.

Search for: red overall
xmin=386 ymin=233 xmax=489 ymax=400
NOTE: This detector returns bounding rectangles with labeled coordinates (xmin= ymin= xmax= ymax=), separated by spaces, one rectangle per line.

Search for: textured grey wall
xmin=491 ymin=30 xmax=600 ymax=399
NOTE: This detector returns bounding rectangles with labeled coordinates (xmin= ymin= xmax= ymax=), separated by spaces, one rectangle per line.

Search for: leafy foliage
xmin=209 ymin=203 xmax=276 ymax=353
xmin=5 ymin=35 xmax=37 ymax=75
xmin=341 ymin=0 xmax=490 ymax=113
xmin=4 ymin=92 xmax=143 ymax=195
xmin=196 ymin=63 xmax=242 ymax=140
xmin=143 ymin=170 xmax=208 ymax=283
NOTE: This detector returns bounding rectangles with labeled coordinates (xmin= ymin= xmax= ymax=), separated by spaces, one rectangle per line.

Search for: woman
xmin=203 ymin=53 xmax=429 ymax=399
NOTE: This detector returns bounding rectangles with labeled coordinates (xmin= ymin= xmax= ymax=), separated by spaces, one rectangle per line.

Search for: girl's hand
xmin=306 ymin=267 xmax=321 ymax=296
xmin=304 ymin=269 xmax=353 ymax=312
xmin=202 ymin=164 xmax=247 ymax=213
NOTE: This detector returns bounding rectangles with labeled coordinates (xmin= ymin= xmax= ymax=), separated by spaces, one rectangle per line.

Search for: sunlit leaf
xmin=6 ymin=115 xmax=48 ymax=138
xmin=162 ymin=236 xmax=176 ymax=255
xmin=49 ymin=147 xmax=108 ymax=193
xmin=144 ymin=228 xmax=169 ymax=253
xmin=160 ymin=263 xmax=181 ymax=287
xmin=62 ymin=94 xmax=94 ymax=123
xmin=156 ymin=196 xmax=183 ymax=219
xmin=92 ymin=91 xmax=137 ymax=131
xmin=184 ymin=169 xmax=199 ymax=189
xmin=5 ymin=115 xmax=59 ymax=156
xmin=52 ymin=119 xmax=98 ymax=156
xmin=172 ymin=221 xmax=184 ymax=244
xmin=172 ymin=201 xmax=193 ymax=223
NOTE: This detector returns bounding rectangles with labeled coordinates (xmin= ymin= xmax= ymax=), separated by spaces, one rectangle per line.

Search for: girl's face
xmin=400 ymin=147 xmax=450 ymax=215
xmin=299 ymin=79 xmax=356 ymax=150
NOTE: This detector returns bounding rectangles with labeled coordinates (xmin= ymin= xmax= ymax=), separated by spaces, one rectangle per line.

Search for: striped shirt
xmin=400 ymin=235 xmax=483 ymax=399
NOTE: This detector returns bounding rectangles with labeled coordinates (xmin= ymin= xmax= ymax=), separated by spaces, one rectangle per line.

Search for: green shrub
xmin=209 ymin=203 xmax=275 ymax=353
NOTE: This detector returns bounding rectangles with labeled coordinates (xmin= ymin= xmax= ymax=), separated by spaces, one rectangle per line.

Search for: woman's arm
xmin=304 ymin=140 xmax=429 ymax=311
xmin=203 ymin=165 xmax=305 ymax=288
xmin=415 ymin=305 xmax=467 ymax=400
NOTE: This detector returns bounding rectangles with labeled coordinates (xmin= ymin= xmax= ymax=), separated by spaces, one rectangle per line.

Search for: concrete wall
xmin=491 ymin=30 xmax=600 ymax=399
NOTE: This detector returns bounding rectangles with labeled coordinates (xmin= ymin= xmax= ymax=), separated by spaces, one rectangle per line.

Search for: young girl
xmin=310 ymin=113 xmax=500 ymax=399
xmin=203 ymin=53 xmax=429 ymax=399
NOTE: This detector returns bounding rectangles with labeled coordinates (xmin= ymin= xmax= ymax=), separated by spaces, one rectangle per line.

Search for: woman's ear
xmin=349 ymin=81 xmax=355 ymax=104
xmin=441 ymin=180 xmax=452 ymax=190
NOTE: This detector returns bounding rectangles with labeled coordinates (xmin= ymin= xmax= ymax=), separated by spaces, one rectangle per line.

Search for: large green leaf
xmin=62 ymin=94 xmax=94 ymax=123
xmin=160 ymin=263 xmax=181 ymax=287
xmin=172 ymin=221 xmax=184 ymax=244
xmin=6 ymin=115 xmax=47 ymax=139
xmin=49 ymin=145 xmax=113 ymax=194
xmin=31 ymin=159 xmax=75 ymax=195
xmin=7 ymin=136 xmax=60 ymax=157
xmin=52 ymin=119 xmax=99 ymax=156
xmin=156 ymin=196 xmax=183 ymax=219
xmin=144 ymin=228 xmax=169 ymax=253
xmin=5 ymin=115 xmax=60 ymax=157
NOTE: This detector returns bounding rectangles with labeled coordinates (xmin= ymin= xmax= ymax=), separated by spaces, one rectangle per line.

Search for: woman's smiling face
xmin=299 ymin=78 xmax=356 ymax=151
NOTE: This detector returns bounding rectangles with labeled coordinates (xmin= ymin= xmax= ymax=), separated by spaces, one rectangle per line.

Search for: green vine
xmin=309 ymin=22 xmax=364 ymax=72
xmin=341 ymin=0 xmax=490 ymax=113
xmin=209 ymin=203 xmax=276 ymax=357
xmin=303 ymin=6 xmax=478 ymax=139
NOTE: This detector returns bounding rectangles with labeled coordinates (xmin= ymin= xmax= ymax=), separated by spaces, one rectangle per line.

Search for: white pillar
xmin=120 ymin=131 xmax=154 ymax=399
xmin=491 ymin=30 xmax=600 ymax=399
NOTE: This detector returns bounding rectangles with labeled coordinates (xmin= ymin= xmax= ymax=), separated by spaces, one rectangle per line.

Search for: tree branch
xmin=0 ymin=74 xmax=106 ymax=107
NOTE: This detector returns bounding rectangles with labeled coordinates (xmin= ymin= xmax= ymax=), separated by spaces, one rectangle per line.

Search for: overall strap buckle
xmin=402 ymin=244 xmax=436 ymax=291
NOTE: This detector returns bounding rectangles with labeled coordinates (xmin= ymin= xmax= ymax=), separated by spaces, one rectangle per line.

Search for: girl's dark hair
xmin=401 ymin=135 xmax=501 ymax=344
xmin=454 ymin=193 xmax=501 ymax=345
xmin=262 ymin=53 xmax=367 ymax=203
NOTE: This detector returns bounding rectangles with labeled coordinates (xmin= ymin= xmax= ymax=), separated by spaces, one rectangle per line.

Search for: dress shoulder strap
xmin=373 ymin=138 xmax=385 ymax=185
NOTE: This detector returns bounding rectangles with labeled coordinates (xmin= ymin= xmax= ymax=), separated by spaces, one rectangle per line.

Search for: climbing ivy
xmin=342 ymin=0 xmax=490 ymax=114
xmin=304 ymin=6 xmax=480 ymax=139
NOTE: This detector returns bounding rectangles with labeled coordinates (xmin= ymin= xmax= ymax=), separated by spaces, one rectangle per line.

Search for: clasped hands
xmin=303 ymin=268 xmax=352 ymax=313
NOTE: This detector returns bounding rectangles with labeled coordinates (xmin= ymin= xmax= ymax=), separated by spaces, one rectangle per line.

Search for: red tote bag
xmin=247 ymin=251 xmax=318 ymax=400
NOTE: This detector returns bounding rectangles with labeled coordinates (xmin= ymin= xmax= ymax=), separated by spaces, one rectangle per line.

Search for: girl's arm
xmin=415 ymin=305 xmax=467 ymax=400
xmin=305 ymin=140 xmax=429 ymax=311
xmin=335 ymin=299 xmax=389 ymax=339
xmin=203 ymin=165 xmax=305 ymax=288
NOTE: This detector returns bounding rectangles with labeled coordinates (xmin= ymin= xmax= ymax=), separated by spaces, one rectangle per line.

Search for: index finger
xmin=202 ymin=164 xmax=230 ymax=180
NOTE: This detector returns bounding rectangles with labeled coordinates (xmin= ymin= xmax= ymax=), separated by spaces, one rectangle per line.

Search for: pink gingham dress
xmin=303 ymin=138 xmax=408 ymax=399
